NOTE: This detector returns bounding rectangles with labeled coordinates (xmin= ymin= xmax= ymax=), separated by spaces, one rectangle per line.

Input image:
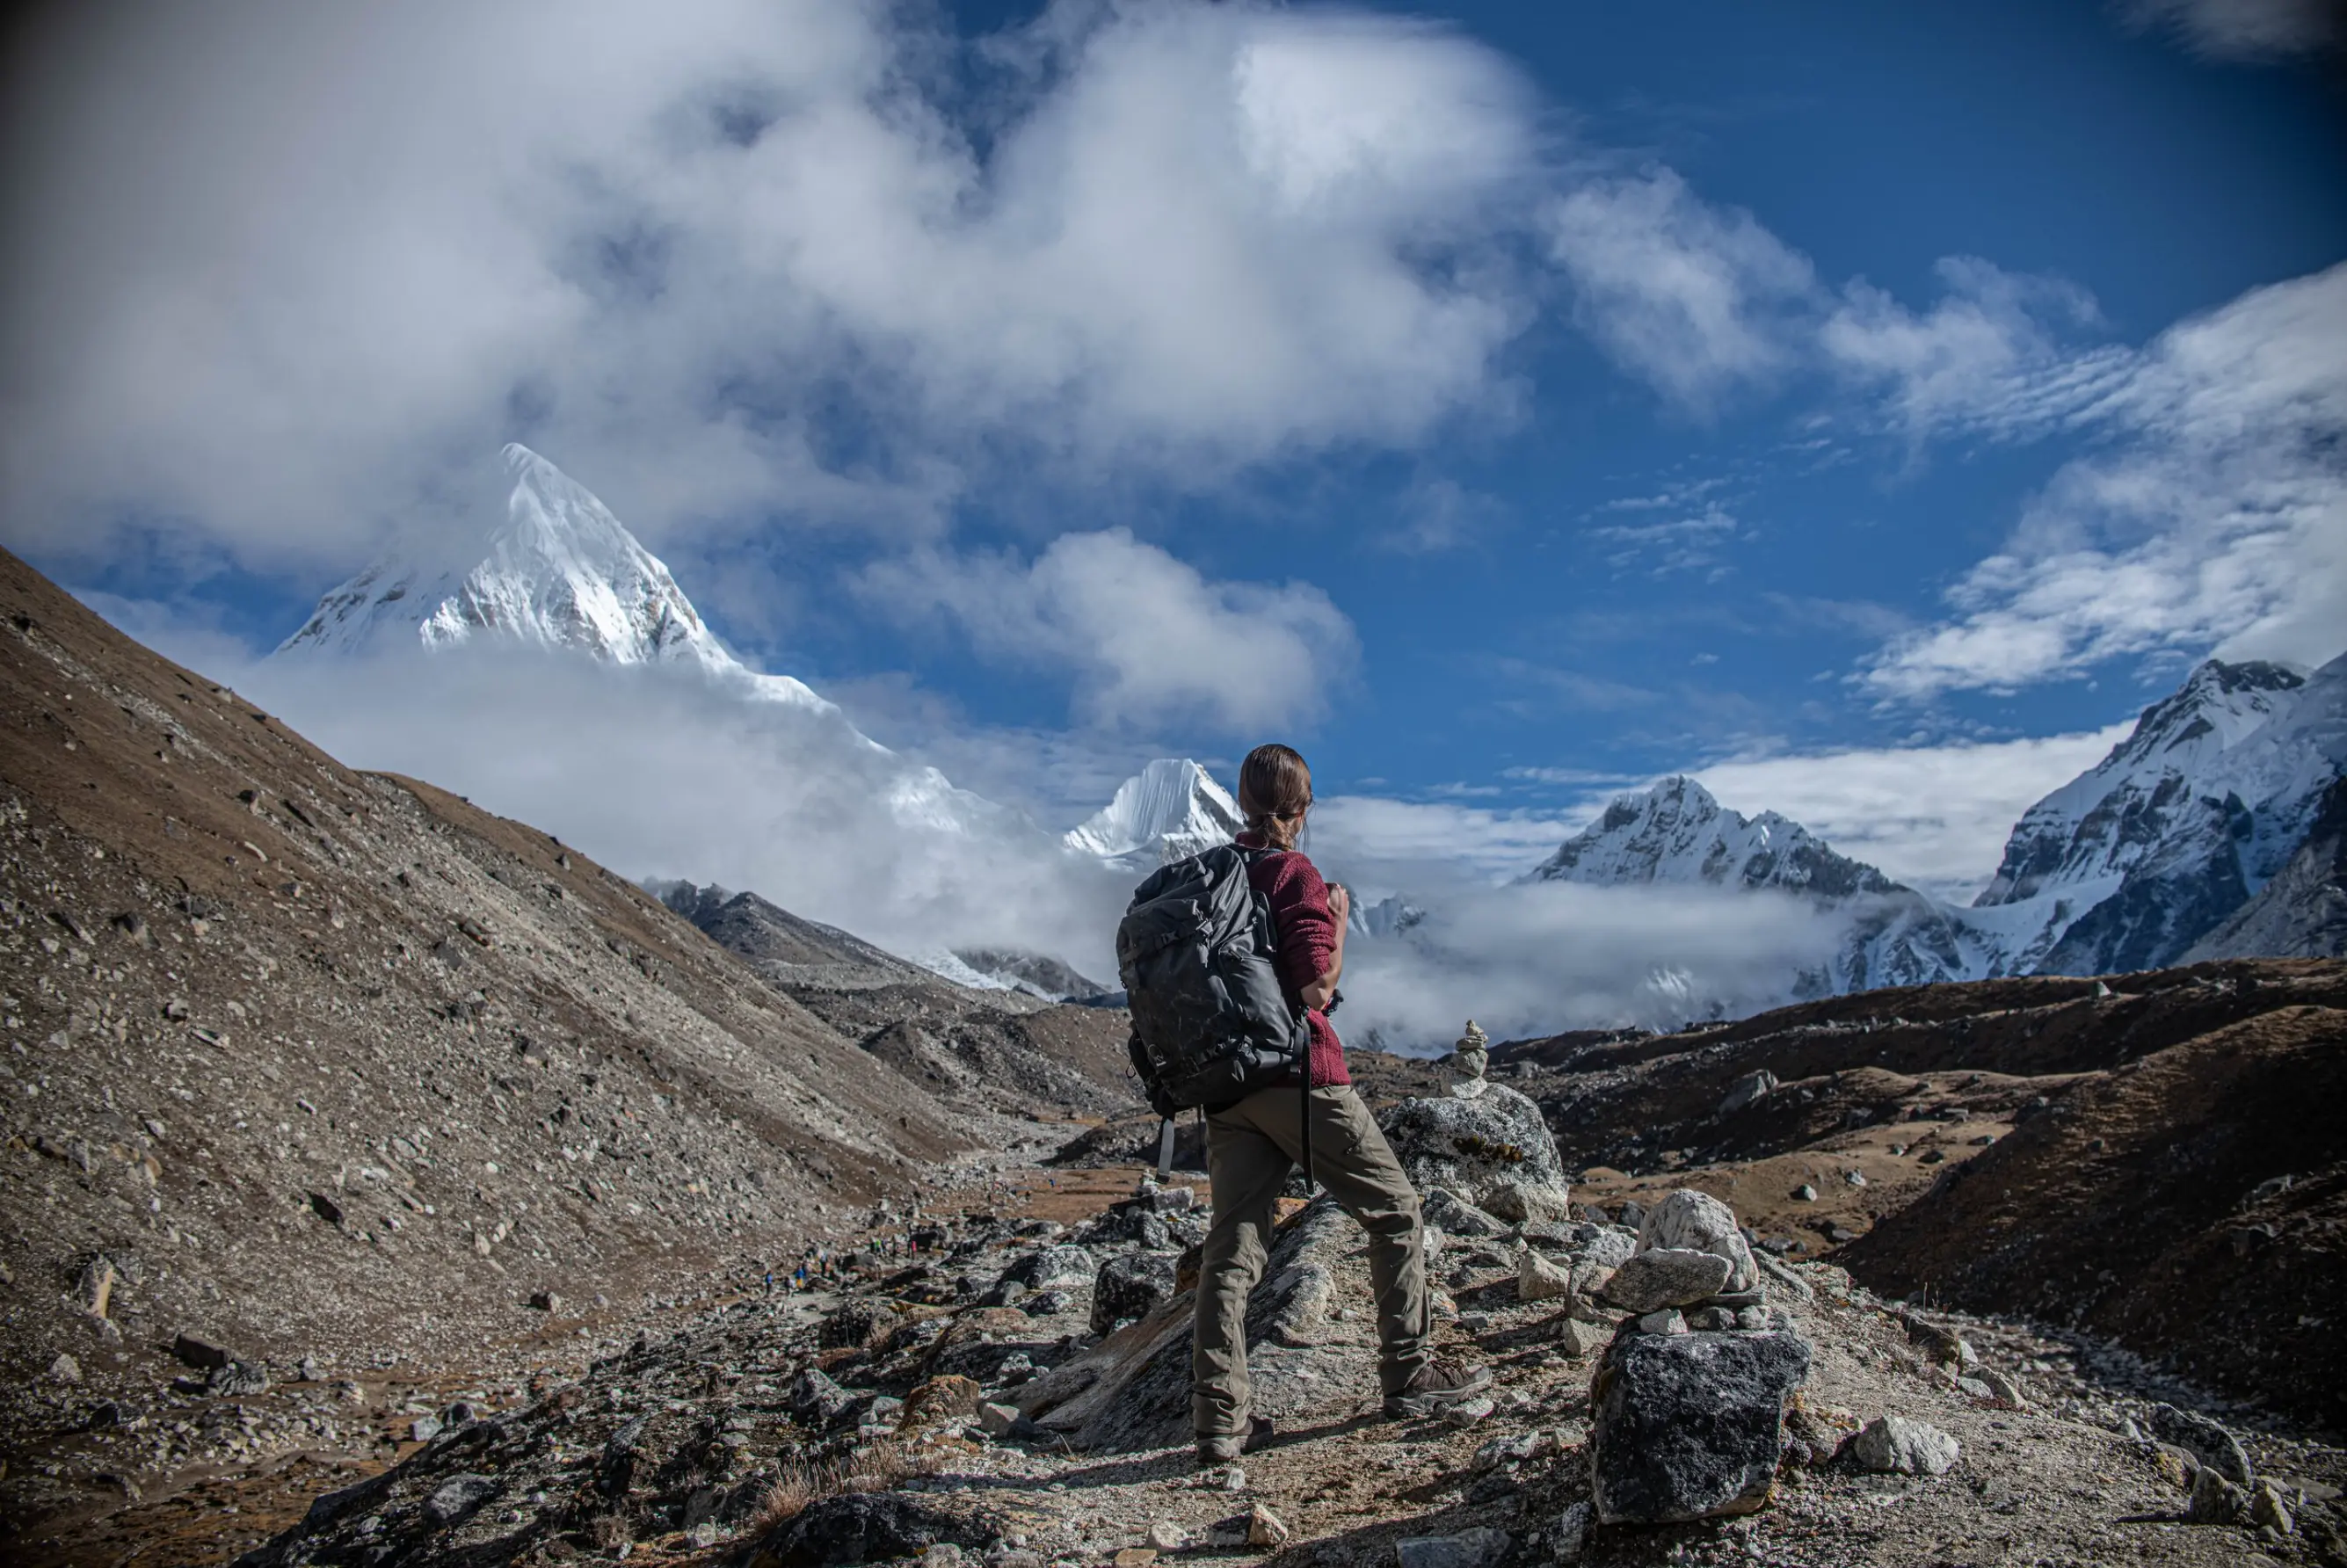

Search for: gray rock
xmin=821 ymin=1298 xmax=897 ymax=1349
xmin=1752 ymin=1250 xmax=1813 ymax=1302
xmin=1394 ymin=1526 xmax=1511 ymax=1568
xmin=2249 ymin=1478 xmax=2294 ymax=1534
xmin=424 ymin=1474 xmax=497 ymax=1524
xmin=1846 ymin=1415 xmax=1960 ymax=1476
xmin=1635 ymin=1309 xmax=1688 ymax=1335
xmin=1544 ymin=1501 xmax=1591 ymax=1562
xmin=1091 ymin=1252 xmax=1181 ymax=1337
xmin=759 ymin=1492 xmax=999 ymax=1567
xmin=1516 ymin=1248 xmax=1575 ymax=1303
xmin=1791 ymin=1184 xmax=1818 ymax=1202
xmin=1592 ymin=1329 xmax=1812 ymax=1523
xmin=1556 ymin=1317 xmax=1608 ymax=1358
xmin=1686 ymin=1307 xmax=1736 ymax=1332
xmin=1637 ymin=1188 xmax=1758 ymax=1293
xmin=1601 ymin=1248 xmax=1733 ymax=1312
xmin=207 ymin=1361 xmax=270 ymax=1397
xmin=1480 ymin=1181 xmax=1573 ymax=1226
xmin=408 ymin=1413 xmax=443 ymax=1443
xmin=1440 ymin=1396 xmax=1494 ymax=1427
xmin=1005 ymin=1245 xmax=1097 ymax=1293
xmin=171 ymin=1332 xmax=231 ymax=1370
xmin=978 ymin=1402 xmax=1021 ymax=1437
xmin=1718 ymin=1069 xmax=1777 ymax=1115
xmin=2188 ymin=1463 xmax=2248 ymax=1524
xmin=2147 ymin=1404 xmax=2253 ymax=1487
xmin=1422 ymin=1187 xmax=1508 ymax=1239
xmin=1377 ymin=1085 xmax=1568 ymax=1203
xmin=788 ymin=1367 xmax=861 ymax=1430
xmin=46 ymin=1353 xmax=80 ymax=1384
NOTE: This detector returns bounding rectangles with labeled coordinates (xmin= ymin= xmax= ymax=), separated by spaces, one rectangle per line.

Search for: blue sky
xmin=6 ymin=0 xmax=2344 ymax=899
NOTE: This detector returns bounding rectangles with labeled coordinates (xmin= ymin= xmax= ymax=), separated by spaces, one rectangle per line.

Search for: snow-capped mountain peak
xmin=1527 ymin=775 xmax=1900 ymax=899
xmin=1065 ymin=759 xmax=1244 ymax=871
xmin=274 ymin=444 xmax=829 ymax=707
xmin=1975 ymin=657 xmax=2308 ymax=908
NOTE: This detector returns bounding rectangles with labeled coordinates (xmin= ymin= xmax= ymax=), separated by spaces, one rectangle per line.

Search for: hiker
xmin=1127 ymin=742 xmax=1488 ymax=1466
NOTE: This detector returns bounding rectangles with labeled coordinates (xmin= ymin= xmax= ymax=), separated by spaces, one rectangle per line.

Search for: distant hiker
xmin=1121 ymin=742 xmax=1488 ymax=1467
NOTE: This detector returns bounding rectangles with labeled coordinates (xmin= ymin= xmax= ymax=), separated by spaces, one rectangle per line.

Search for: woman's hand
xmin=1326 ymin=882 xmax=1351 ymax=927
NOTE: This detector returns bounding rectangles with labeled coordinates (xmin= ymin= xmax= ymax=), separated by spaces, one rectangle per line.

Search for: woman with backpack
xmin=1188 ymin=743 xmax=1489 ymax=1464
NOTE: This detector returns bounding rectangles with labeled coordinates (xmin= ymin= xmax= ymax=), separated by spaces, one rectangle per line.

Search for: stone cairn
xmin=1447 ymin=1020 xmax=1490 ymax=1099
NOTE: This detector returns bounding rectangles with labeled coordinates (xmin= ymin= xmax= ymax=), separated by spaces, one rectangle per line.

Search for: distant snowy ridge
xmin=1975 ymin=652 xmax=2347 ymax=974
xmin=1065 ymin=759 xmax=1244 ymax=873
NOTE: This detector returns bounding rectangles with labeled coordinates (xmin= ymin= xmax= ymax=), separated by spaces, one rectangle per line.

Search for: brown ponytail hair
xmin=1238 ymin=744 xmax=1313 ymax=852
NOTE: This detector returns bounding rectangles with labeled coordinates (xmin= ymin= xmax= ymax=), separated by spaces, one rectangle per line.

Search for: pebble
xmin=1440 ymin=1396 xmax=1495 ymax=1427
xmin=1145 ymin=1521 xmax=1188 ymax=1550
xmin=47 ymin=1353 xmax=81 ymax=1384
xmin=1246 ymin=1504 xmax=1289 ymax=1547
xmin=1792 ymin=1184 xmax=1818 ymax=1201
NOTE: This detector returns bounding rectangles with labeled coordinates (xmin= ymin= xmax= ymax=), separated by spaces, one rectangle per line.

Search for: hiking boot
xmin=1381 ymin=1356 xmax=1492 ymax=1419
xmin=1195 ymin=1416 xmax=1275 ymax=1465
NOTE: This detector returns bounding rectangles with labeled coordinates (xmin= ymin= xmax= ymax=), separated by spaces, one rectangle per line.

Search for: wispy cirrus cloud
xmin=1861 ymin=263 xmax=2347 ymax=699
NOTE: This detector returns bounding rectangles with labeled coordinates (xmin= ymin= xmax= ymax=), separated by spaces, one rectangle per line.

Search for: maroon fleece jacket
xmin=1235 ymin=832 xmax=1349 ymax=1088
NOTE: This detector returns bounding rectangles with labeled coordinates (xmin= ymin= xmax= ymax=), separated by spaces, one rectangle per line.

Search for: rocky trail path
xmin=164 ymin=1086 xmax=2347 ymax=1568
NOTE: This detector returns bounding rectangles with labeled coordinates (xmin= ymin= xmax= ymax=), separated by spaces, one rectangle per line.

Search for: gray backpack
xmin=1117 ymin=845 xmax=1310 ymax=1113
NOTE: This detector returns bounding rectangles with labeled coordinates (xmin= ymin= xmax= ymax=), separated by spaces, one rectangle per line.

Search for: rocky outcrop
xmin=1377 ymin=1084 xmax=1567 ymax=1202
xmin=2184 ymin=774 xmax=2347 ymax=962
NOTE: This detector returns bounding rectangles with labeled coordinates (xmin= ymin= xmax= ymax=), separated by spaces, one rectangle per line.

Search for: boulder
xmin=788 ymin=1368 xmax=861 ymax=1430
xmin=1005 ymin=1245 xmax=1097 ymax=1293
xmin=1516 ymin=1248 xmax=1575 ymax=1303
xmin=207 ymin=1361 xmax=270 ymax=1397
xmin=1394 ymin=1527 xmax=1511 ymax=1568
xmin=2147 ymin=1403 xmax=2253 ymax=1487
xmin=1377 ymin=1085 xmax=1568 ymax=1204
xmin=423 ymin=1474 xmax=497 ymax=1525
xmin=1092 ymin=1252 xmax=1181 ymax=1337
xmin=172 ymin=1332 xmax=231 ymax=1371
xmin=1423 ymin=1187 xmax=1508 ymax=1239
xmin=2187 ymin=1464 xmax=2247 ymax=1524
xmin=1600 ymin=1248 xmax=1733 ymax=1313
xmin=1845 ymin=1415 xmax=1960 ymax=1476
xmin=1636 ymin=1189 xmax=1758 ymax=1293
xmin=1718 ymin=1070 xmax=1777 ymax=1115
xmin=1555 ymin=1317 xmax=1607 ymax=1358
xmin=1480 ymin=1182 xmax=1573 ymax=1226
xmin=758 ymin=1492 xmax=999 ymax=1567
xmin=820 ymin=1298 xmax=897 ymax=1350
xmin=902 ymin=1375 xmax=985 ymax=1426
xmin=1591 ymin=1329 xmax=1812 ymax=1524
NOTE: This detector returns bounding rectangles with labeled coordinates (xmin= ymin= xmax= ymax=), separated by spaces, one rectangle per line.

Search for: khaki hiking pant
xmin=1192 ymin=1084 xmax=1430 ymax=1439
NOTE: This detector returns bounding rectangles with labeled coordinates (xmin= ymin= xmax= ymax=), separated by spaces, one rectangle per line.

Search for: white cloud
xmin=1689 ymin=725 xmax=2135 ymax=900
xmin=0 ymin=1 xmax=1543 ymax=574
xmin=1820 ymin=258 xmax=2129 ymax=438
xmin=1336 ymin=880 xmax=1841 ymax=1047
xmin=1863 ymin=263 xmax=2347 ymax=698
xmin=2121 ymin=0 xmax=2345 ymax=59
xmin=231 ymin=642 xmax=1132 ymax=974
xmin=861 ymin=528 xmax=1359 ymax=734
xmin=1310 ymin=794 xmax=1588 ymax=885
xmin=1544 ymin=168 xmax=1815 ymax=409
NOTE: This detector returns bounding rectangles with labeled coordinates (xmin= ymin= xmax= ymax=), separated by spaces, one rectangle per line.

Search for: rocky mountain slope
xmin=2185 ymin=775 xmax=2347 ymax=961
xmin=653 ymin=882 xmax=1130 ymax=1121
xmin=0 ymin=545 xmax=1140 ymax=1539
xmin=1980 ymin=653 xmax=2347 ymax=974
